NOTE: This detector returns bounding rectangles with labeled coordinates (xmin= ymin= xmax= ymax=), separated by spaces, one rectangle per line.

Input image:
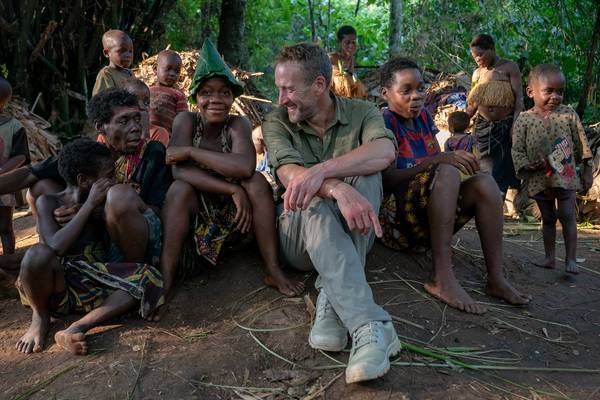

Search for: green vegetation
xmin=157 ymin=0 xmax=599 ymax=120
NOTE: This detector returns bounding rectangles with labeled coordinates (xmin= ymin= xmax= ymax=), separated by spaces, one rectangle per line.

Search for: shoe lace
xmin=352 ymin=322 xmax=382 ymax=352
xmin=316 ymin=293 xmax=333 ymax=321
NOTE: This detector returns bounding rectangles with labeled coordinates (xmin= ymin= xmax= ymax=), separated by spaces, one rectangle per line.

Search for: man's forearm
xmin=277 ymin=164 xmax=342 ymax=200
xmin=318 ymin=138 xmax=395 ymax=180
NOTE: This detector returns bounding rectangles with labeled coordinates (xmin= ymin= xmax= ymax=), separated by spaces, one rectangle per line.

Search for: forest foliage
xmin=157 ymin=0 xmax=599 ymax=121
xmin=0 ymin=0 xmax=598 ymax=139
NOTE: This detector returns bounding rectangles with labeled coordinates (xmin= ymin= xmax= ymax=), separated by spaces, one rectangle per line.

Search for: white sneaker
xmin=345 ymin=321 xmax=401 ymax=383
xmin=308 ymin=291 xmax=348 ymax=351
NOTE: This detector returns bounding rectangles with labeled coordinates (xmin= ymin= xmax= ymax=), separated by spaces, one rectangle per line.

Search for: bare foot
xmin=424 ymin=278 xmax=486 ymax=314
xmin=264 ymin=268 xmax=305 ymax=297
xmin=533 ymin=257 xmax=555 ymax=269
xmin=486 ymin=278 xmax=532 ymax=305
xmin=54 ymin=328 xmax=88 ymax=355
xmin=565 ymin=260 xmax=579 ymax=275
xmin=16 ymin=313 xmax=49 ymax=354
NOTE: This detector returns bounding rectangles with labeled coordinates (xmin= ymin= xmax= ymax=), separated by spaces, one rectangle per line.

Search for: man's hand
xmin=582 ymin=164 xmax=593 ymax=195
xmin=86 ymin=178 xmax=112 ymax=208
xmin=166 ymin=146 xmax=190 ymax=165
xmin=434 ymin=150 xmax=480 ymax=176
xmin=282 ymin=165 xmax=326 ymax=211
xmin=331 ymin=183 xmax=382 ymax=237
xmin=53 ymin=205 xmax=79 ymax=225
xmin=231 ymin=186 xmax=253 ymax=234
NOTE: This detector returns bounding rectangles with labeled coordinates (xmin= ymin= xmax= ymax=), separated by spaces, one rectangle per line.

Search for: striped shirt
xmin=149 ymin=85 xmax=188 ymax=133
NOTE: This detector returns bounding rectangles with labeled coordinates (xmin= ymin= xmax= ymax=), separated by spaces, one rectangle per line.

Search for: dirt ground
xmin=1 ymin=214 xmax=599 ymax=400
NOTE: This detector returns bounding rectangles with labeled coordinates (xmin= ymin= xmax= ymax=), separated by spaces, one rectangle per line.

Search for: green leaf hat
xmin=188 ymin=39 xmax=244 ymax=104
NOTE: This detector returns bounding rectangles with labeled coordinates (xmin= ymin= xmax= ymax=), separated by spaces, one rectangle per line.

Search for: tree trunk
xmin=307 ymin=0 xmax=317 ymax=42
xmin=576 ymin=3 xmax=600 ymax=119
xmin=389 ymin=0 xmax=403 ymax=58
xmin=217 ymin=0 xmax=248 ymax=67
xmin=0 ymin=0 xmax=176 ymax=139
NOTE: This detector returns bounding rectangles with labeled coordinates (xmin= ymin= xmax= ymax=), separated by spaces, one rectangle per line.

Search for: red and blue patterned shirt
xmin=382 ymin=108 xmax=441 ymax=169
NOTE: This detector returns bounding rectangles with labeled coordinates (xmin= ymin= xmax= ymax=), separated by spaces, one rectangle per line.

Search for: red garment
xmin=149 ymin=85 xmax=188 ymax=133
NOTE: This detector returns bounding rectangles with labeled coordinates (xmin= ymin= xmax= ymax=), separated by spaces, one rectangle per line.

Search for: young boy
xmin=512 ymin=64 xmax=593 ymax=274
xmin=379 ymin=57 xmax=531 ymax=314
xmin=97 ymin=79 xmax=170 ymax=146
xmin=15 ymin=139 xmax=163 ymax=355
xmin=444 ymin=111 xmax=477 ymax=154
xmin=92 ymin=30 xmax=134 ymax=96
xmin=0 ymin=77 xmax=30 ymax=255
xmin=149 ymin=50 xmax=188 ymax=133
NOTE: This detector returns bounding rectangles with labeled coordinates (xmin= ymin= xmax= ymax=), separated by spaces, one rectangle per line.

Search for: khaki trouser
xmin=277 ymin=173 xmax=391 ymax=334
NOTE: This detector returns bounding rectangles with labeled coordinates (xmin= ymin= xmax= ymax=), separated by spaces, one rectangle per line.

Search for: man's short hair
xmin=379 ymin=57 xmax=422 ymax=88
xmin=58 ymin=138 xmax=112 ymax=186
xmin=528 ymin=63 xmax=564 ymax=86
xmin=337 ymin=25 xmax=357 ymax=42
xmin=470 ymin=34 xmax=495 ymax=50
xmin=447 ymin=111 xmax=470 ymax=134
xmin=275 ymin=43 xmax=332 ymax=87
xmin=87 ymin=88 xmax=138 ymax=126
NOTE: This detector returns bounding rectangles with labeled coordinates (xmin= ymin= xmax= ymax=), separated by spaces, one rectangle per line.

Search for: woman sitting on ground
xmin=159 ymin=39 xmax=305 ymax=302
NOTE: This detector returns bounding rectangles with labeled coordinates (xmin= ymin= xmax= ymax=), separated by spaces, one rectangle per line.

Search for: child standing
xmin=0 ymin=78 xmax=30 ymax=254
xmin=444 ymin=111 xmax=479 ymax=181
xmin=512 ymin=64 xmax=593 ymax=274
xmin=92 ymin=30 xmax=134 ymax=96
xmin=149 ymin=50 xmax=188 ymax=134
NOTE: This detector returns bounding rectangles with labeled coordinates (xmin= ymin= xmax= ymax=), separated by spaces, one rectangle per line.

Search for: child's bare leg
xmin=0 ymin=251 xmax=25 ymax=286
xmin=534 ymin=199 xmax=557 ymax=269
xmin=55 ymin=289 xmax=136 ymax=355
xmin=424 ymin=164 xmax=485 ymax=314
xmin=556 ymin=194 xmax=578 ymax=274
xmin=241 ymin=172 xmax=304 ymax=297
xmin=16 ymin=244 xmax=65 ymax=354
xmin=104 ymin=184 xmax=148 ymax=262
xmin=459 ymin=175 xmax=531 ymax=305
xmin=27 ymin=179 xmax=64 ymax=222
xmin=0 ymin=206 xmax=15 ymax=254
xmin=159 ymin=180 xmax=198 ymax=301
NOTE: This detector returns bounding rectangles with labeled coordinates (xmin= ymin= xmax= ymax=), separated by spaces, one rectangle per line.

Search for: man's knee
xmin=105 ymin=184 xmax=142 ymax=217
xmin=21 ymin=244 xmax=56 ymax=277
xmin=344 ymin=173 xmax=382 ymax=200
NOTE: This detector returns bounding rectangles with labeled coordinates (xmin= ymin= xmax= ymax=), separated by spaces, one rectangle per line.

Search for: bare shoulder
xmin=228 ymin=115 xmax=252 ymax=135
xmin=500 ymin=59 xmax=521 ymax=74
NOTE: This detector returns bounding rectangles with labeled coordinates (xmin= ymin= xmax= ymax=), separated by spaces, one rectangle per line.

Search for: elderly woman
xmin=159 ymin=40 xmax=304 ymax=303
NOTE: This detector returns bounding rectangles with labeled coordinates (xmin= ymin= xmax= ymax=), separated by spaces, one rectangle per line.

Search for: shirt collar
xmin=296 ymin=92 xmax=349 ymax=134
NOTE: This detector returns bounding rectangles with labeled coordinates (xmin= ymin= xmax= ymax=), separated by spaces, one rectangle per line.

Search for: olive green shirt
xmin=262 ymin=95 xmax=397 ymax=199
xmin=92 ymin=66 xmax=133 ymax=96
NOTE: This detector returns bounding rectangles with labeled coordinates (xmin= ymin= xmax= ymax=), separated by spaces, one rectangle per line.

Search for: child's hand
xmin=54 ymin=205 xmax=80 ymax=225
xmin=582 ymin=164 xmax=593 ymax=195
xmin=166 ymin=146 xmax=190 ymax=165
xmin=526 ymin=159 xmax=546 ymax=171
xmin=86 ymin=178 xmax=112 ymax=208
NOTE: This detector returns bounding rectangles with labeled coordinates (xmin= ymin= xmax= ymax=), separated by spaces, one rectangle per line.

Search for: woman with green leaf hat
xmin=158 ymin=39 xmax=305 ymax=307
